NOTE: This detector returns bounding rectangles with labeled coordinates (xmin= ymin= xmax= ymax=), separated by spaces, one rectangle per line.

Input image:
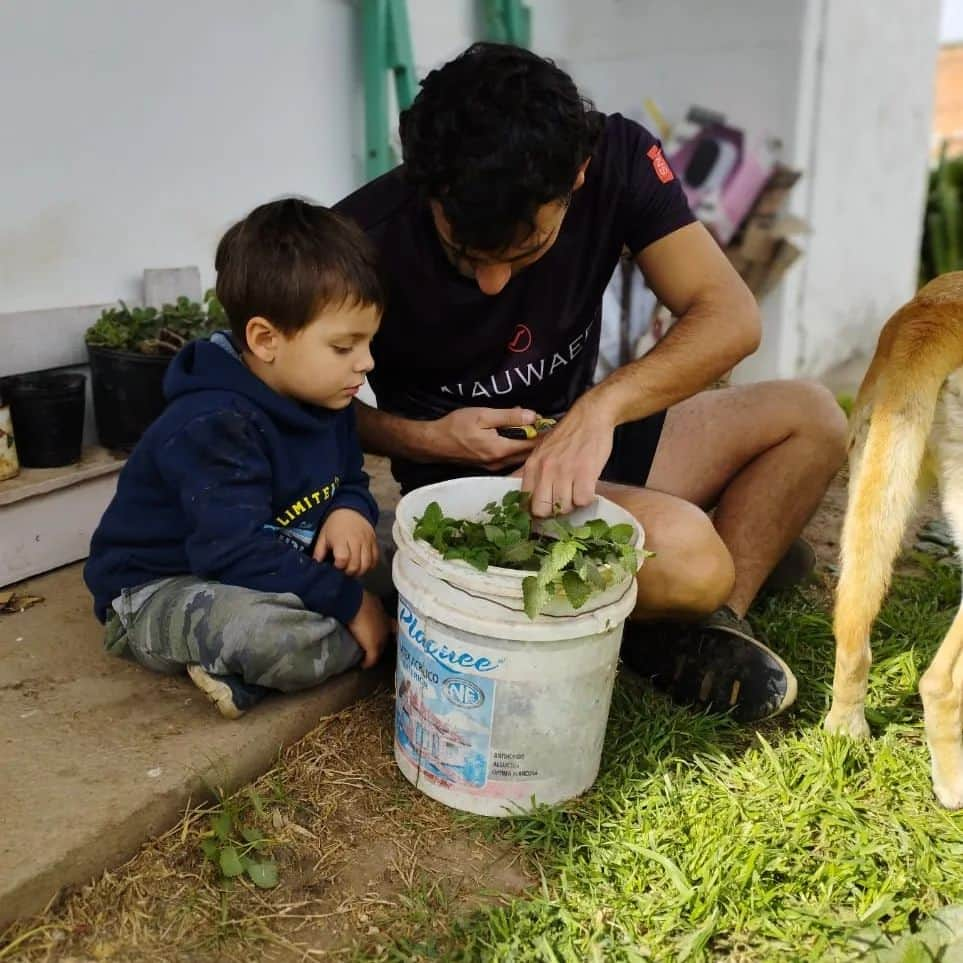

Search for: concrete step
xmin=0 ymin=563 xmax=388 ymax=928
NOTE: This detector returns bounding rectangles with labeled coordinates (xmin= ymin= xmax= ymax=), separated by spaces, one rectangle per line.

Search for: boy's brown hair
xmin=215 ymin=198 xmax=384 ymax=346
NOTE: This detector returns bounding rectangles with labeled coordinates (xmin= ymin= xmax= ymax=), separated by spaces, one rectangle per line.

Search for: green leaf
xmin=500 ymin=540 xmax=536 ymax=564
xmin=240 ymin=826 xmax=264 ymax=847
xmin=586 ymin=519 xmax=610 ymax=537
xmin=201 ymin=838 xmax=221 ymax=862
xmin=547 ymin=540 xmax=578 ymax=575
xmin=523 ymin=575 xmax=548 ymax=620
xmin=561 ymin=571 xmax=591 ymax=609
xmin=484 ymin=525 xmax=507 ymax=546
xmin=466 ymin=549 xmax=490 ymax=571
xmin=219 ymin=846 xmax=245 ymax=878
xmin=211 ymin=811 xmax=232 ymax=841
xmin=583 ymin=558 xmax=607 ymax=589
xmin=539 ymin=519 xmax=570 ymax=541
xmin=502 ymin=526 xmax=522 ymax=546
xmin=414 ymin=501 xmax=443 ymax=539
xmin=246 ymin=789 xmax=265 ymax=816
xmin=244 ymin=859 xmax=279 ymax=889
xmin=572 ymin=525 xmax=592 ymax=539
xmin=608 ymin=523 xmax=635 ymax=544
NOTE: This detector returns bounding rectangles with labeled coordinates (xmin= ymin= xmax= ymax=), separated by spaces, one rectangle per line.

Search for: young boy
xmin=84 ymin=198 xmax=392 ymax=719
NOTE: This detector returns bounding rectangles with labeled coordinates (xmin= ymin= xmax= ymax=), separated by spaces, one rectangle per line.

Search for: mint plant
xmin=199 ymin=789 xmax=279 ymax=889
xmin=86 ymin=290 xmax=224 ymax=355
xmin=413 ymin=490 xmax=650 ymax=619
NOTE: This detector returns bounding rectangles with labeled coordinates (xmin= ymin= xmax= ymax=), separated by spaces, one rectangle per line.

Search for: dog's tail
xmin=835 ymin=298 xmax=963 ymax=650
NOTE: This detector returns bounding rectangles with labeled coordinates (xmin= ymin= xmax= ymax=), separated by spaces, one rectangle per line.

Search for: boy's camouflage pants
xmin=104 ymin=512 xmax=397 ymax=692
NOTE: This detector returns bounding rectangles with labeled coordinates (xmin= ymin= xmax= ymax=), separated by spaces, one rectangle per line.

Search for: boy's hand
xmin=314 ymin=508 xmax=379 ymax=576
xmin=347 ymin=590 xmax=393 ymax=668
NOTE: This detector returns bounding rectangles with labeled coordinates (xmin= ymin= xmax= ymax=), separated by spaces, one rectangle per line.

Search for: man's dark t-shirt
xmin=335 ymin=113 xmax=694 ymax=493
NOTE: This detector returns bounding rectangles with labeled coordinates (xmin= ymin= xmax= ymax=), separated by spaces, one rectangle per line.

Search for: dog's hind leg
xmin=921 ymin=440 xmax=963 ymax=808
xmin=826 ymin=409 xmax=927 ymax=739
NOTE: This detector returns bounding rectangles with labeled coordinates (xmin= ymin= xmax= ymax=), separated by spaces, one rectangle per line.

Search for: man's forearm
xmin=355 ymin=402 xmax=441 ymax=461
xmin=585 ymin=285 xmax=761 ymax=426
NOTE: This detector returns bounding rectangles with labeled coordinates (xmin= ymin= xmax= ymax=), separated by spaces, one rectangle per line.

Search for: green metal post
xmin=362 ymin=0 xmax=417 ymax=181
xmin=482 ymin=0 xmax=531 ymax=47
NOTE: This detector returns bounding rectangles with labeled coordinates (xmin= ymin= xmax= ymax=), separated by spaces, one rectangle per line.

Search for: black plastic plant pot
xmin=2 ymin=372 xmax=86 ymax=468
xmin=87 ymin=345 xmax=171 ymax=450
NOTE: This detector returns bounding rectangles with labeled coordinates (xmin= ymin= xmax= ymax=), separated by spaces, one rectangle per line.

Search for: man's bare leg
xmin=608 ymin=379 xmax=845 ymax=722
xmin=645 ymin=379 xmax=848 ymax=617
xmin=597 ymin=482 xmax=735 ymax=621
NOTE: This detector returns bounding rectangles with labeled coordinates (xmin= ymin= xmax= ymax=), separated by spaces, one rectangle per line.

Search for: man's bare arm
xmin=585 ymin=221 xmax=761 ymax=427
xmin=520 ymin=221 xmax=761 ymax=515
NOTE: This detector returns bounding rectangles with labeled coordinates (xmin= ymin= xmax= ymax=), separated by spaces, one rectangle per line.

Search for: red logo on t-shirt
xmin=507 ymin=324 xmax=533 ymax=353
xmin=647 ymin=144 xmax=674 ymax=184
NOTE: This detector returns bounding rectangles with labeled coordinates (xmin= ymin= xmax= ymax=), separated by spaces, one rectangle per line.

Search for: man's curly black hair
xmin=400 ymin=43 xmax=604 ymax=254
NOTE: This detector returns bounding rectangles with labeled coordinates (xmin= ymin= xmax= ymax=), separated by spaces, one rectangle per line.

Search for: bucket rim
xmin=393 ymin=475 xmax=645 ymax=621
xmin=395 ymin=475 xmax=645 ymax=582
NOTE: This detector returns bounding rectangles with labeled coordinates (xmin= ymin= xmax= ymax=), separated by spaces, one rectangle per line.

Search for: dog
xmin=825 ymin=271 xmax=963 ymax=809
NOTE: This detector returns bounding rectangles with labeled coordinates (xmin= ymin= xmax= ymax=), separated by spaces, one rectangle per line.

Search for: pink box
xmin=666 ymin=120 xmax=776 ymax=245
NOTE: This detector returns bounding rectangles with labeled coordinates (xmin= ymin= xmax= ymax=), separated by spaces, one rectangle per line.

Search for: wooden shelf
xmin=0 ymin=446 xmax=126 ymax=507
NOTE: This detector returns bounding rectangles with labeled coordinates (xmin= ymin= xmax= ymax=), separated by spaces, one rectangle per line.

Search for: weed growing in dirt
xmin=199 ymin=788 xmax=279 ymax=890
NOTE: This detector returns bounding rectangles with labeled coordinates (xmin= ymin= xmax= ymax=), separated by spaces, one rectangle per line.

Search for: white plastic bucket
xmin=391 ymin=476 xmax=645 ymax=816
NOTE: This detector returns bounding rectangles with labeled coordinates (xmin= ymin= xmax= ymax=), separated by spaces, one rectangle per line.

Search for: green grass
xmin=362 ymin=562 xmax=963 ymax=962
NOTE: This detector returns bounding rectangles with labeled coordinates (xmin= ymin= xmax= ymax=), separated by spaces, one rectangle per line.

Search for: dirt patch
xmin=802 ymin=466 xmax=944 ymax=576
xmin=1 ymin=690 xmax=531 ymax=962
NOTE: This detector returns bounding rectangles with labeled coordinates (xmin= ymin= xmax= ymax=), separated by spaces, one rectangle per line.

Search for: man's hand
xmin=347 ymin=590 xmax=392 ymax=668
xmin=313 ymin=508 xmax=379 ymax=577
xmin=429 ymin=406 xmax=540 ymax=470
xmin=519 ymin=399 xmax=616 ymax=517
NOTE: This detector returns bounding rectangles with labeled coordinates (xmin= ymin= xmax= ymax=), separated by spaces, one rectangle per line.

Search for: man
xmin=335 ymin=43 xmax=847 ymax=722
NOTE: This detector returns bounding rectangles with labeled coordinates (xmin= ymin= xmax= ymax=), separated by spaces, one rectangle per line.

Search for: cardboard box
xmin=724 ymin=165 xmax=807 ymax=296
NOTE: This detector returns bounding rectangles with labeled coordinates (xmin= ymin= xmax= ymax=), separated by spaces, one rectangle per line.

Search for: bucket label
xmin=395 ymin=602 xmax=496 ymax=788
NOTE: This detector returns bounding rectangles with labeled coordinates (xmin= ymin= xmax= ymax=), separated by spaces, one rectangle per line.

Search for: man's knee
xmin=633 ymin=503 xmax=734 ymax=621
xmin=785 ymin=380 xmax=849 ymax=467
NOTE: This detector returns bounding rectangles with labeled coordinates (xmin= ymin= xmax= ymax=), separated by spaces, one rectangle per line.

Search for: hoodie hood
xmin=163 ymin=331 xmax=329 ymax=433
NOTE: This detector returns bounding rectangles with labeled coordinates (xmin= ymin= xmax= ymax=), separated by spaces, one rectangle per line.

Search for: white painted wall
xmin=534 ymin=0 xmax=940 ymax=382
xmin=534 ymin=0 xmax=811 ymax=381
xmin=0 ymin=0 xmax=484 ymax=321
xmin=0 ymin=0 xmax=943 ymax=383
xmin=786 ymin=0 xmax=941 ymax=376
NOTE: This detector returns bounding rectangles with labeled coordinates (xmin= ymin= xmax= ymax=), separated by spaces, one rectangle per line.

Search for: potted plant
xmin=85 ymin=290 xmax=225 ymax=450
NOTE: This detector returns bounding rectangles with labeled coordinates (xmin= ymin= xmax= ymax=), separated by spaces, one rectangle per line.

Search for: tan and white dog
xmin=825 ymin=271 xmax=963 ymax=808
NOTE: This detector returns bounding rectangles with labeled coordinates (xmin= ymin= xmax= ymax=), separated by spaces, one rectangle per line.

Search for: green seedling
xmin=413 ymin=490 xmax=651 ymax=619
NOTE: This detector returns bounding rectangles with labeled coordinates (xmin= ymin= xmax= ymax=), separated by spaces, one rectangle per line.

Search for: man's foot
xmin=186 ymin=664 xmax=269 ymax=719
xmin=761 ymin=537 xmax=817 ymax=593
xmin=621 ymin=607 xmax=798 ymax=723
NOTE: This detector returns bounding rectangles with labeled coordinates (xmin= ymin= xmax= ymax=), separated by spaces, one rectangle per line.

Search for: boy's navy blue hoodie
xmin=84 ymin=333 xmax=377 ymax=625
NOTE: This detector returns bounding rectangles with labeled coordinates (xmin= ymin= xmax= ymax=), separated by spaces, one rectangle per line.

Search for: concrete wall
xmin=0 ymin=0 xmax=367 ymax=315
xmin=535 ymin=0 xmax=940 ymax=382
xmin=0 ymin=0 xmax=482 ymax=319
xmin=786 ymin=0 xmax=941 ymax=377
xmin=532 ymin=0 xmax=812 ymax=381
xmin=0 ymin=0 xmax=943 ymax=381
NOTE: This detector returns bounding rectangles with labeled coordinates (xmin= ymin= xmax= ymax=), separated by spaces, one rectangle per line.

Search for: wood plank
xmin=0 ymin=445 xmax=125 ymax=507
